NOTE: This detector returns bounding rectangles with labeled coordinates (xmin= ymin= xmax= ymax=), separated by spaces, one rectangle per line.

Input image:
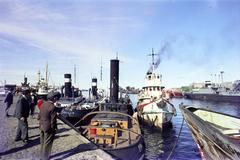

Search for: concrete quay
xmin=0 ymin=96 xmax=114 ymax=160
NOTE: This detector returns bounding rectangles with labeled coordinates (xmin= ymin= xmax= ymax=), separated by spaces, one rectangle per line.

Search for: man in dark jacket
xmin=4 ymin=88 xmax=14 ymax=117
xmin=39 ymin=91 xmax=60 ymax=160
xmin=30 ymin=89 xmax=37 ymax=118
xmin=14 ymin=89 xmax=31 ymax=143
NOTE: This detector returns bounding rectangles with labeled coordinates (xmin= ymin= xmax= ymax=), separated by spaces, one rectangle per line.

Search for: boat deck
xmin=206 ymin=121 xmax=240 ymax=141
xmin=82 ymin=112 xmax=141 ymax=150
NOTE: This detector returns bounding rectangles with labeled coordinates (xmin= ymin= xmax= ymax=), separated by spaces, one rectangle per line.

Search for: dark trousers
xmin=15 ymin=118 xmax=28 ymax=140
xmin=30 ymin=104 xmax=35 ymax=115
xmin=40 ymin=130 xmax=55 ymax=160
xmin=5 ymin=103 xmax=11 ymax=116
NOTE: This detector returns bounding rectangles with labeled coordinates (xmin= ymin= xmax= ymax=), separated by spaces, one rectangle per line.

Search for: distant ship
xmin=184 ymin=80 xmax=240 ymax=103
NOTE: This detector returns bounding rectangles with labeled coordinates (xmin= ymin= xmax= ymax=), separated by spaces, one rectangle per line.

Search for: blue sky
xmin=0 ymin=0 xmax=239 ymax=89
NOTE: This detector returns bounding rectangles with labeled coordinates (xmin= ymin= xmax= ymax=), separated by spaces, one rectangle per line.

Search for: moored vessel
xmin=180 ymin=104 xmax=240 ymax=160
xmin=74 ymin=58 xmax=145 ymax=160
xmin=136 ymin=49 xmax=176 ymax=130
xmin=184 ymin=80 xmax=240 ymax=103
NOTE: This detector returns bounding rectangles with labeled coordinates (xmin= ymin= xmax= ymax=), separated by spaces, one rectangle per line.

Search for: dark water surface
xmin=129 ymin=94 xmax=240 ymax=160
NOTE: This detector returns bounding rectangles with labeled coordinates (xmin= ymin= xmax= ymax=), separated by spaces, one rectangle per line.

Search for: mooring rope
xmin=166 ymin=117 xmax=185 ymax=160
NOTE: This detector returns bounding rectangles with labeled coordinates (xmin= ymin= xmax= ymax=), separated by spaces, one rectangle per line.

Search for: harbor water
xmin=129 ymin=94 xmax=240 ymax=160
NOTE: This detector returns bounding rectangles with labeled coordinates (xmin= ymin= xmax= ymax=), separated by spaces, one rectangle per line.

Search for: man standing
xmin=30 ymin=89 xmax=37 ymax=118
xmin=14 ymin=89 xmax=31 ymax=143
xmin=4 ymin=88 xmax=14 ymax=117
xmin=39 ymin=92 xmax=60 ymax=160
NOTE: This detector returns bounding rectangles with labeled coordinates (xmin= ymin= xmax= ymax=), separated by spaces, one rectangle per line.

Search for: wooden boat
xmin=75 ymin=102 xmax=145 ymax=160
xmin=180 ymin=105 xmax=240 ymax=160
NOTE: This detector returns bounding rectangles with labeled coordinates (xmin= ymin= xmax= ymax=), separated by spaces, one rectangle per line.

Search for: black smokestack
xmin=110 ymin=59 xmax=119 ymax=103
xmin=92 ymin=78 xmax=98 ymax=98
xmin=64 ymin=74 xmax=72 ymax=97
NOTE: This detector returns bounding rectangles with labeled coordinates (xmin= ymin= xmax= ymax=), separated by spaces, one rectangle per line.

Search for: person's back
xmin=39 ymin=91 xmax=60 ymax=160
xmin=39 ymin=101 xmax=57 ymax=132
xmin=15 ymin=95 xmax=30 ymax=119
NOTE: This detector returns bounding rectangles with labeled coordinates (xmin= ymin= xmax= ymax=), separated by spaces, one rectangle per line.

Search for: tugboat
xmin=136 ymin=49 xmax=176 ymax=130
xmin=73 ymin=59 xmax=145 ymax=160
xmin=60 ymin=77 xmax=102 ymax=124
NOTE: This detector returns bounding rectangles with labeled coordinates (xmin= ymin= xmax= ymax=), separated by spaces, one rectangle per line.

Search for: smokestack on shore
xmin=64 ymin=74 xmax=72 ymax=97
xmin=110 ymin=59 xmax=119 ymax=103
xmin=92 ymin=78 xmax=98 ymax=98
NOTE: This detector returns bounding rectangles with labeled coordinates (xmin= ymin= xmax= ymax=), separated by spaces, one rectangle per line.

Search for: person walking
xmin=14 ymin=89 xmax=31 ymax=143
xmin=4 ymin=88 xmax=14 ymax=117
xmin=39 ymin=91 xmax=60 ymax=160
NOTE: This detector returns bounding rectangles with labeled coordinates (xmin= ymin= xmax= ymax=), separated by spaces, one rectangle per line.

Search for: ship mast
xmin=45 ymin=62 xmax=48 ymax=87
xmin=100 ymin=57 xmax=103 ymax=81
xmin=148 ymin=48 xmax=158 ymax=72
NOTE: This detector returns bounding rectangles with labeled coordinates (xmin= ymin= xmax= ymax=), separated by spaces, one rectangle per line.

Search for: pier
xmin=0 ymin=95 xmax=114 ymax=160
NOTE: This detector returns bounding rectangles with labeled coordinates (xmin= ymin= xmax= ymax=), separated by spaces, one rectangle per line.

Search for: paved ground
xmin=0 ymin=95 xmax=114 ymax=160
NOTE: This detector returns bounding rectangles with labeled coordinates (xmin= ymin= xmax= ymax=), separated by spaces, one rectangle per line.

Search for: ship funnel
xmin=110 ymin=59 xmax=119 ymax=103
xmin=92 ymin=78 xmax=98 ymax=99
xmin=64 ymin=74 xmax=72 ymax=97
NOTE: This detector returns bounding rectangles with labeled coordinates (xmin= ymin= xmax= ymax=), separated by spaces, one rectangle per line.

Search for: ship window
xmin=157 ymin=76 xmax=159 ymax=79
xmin=148 ymin=76 xmax=151 ymax=80
xmin=153 ymin=87 xmax=156 ymax=91
xmin=157 ymin=87 xmax=160 ymax=91
xmin=149 ymin=87 xmax=152 ymax=91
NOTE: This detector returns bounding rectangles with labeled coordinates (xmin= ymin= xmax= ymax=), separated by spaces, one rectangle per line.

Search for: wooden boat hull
xmin=180 ymin=105 xmax=240 ymax=160
xmin=106 ymin=136 xmax=145 ymax=160
xmin=79 ymin=108 xmax=145 ymax=160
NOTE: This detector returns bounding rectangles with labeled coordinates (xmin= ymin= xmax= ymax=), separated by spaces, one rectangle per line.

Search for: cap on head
xmin=47 ymin=91 xmax=61 ymax=101
xmin=22 ymin=88 xmax=30 ymax=95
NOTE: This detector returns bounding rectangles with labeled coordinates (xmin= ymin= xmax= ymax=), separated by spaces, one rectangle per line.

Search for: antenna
xmin=116 ymin=52 xmax=118 ymax=60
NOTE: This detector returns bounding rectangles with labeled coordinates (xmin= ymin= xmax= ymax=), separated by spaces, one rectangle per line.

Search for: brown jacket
xmin=39 ymin=101 xmax=57 ymax=132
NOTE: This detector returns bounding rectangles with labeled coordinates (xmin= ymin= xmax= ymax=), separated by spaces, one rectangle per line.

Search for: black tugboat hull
xmin=60 ymin=108 xmax=96 ymax=125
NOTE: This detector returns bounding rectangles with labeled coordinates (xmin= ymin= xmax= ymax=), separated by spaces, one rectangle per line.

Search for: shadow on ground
xmin=50 ymin=143 xmax=96 ymax=160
